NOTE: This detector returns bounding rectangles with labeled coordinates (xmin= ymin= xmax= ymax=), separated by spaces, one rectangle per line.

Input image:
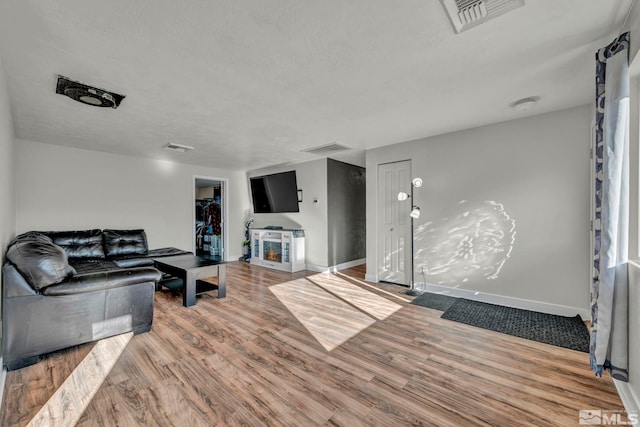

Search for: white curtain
xmin=591 ymin=32 xmax=630 ymax=381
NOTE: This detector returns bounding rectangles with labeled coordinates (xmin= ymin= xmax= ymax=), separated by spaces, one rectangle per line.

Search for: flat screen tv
xmin=250 ymin=170 xmax=299 ymax=213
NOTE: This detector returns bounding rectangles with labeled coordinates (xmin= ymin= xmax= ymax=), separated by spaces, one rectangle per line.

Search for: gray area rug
xmin=440 ymin=298 xmax=590 ymax=353
xmin=410 ymin=292 xmax=459 ymax=311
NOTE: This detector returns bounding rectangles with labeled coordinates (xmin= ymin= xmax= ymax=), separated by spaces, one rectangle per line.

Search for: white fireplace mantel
xmin=250 ymin=228 xmax=305 ymax=273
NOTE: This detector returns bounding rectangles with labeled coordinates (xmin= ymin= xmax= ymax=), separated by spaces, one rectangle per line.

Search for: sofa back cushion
xmin=6 ymin=232 xmax=76 ymax=290
xmin=45 ymin=229 xmax=106 ymax=259
xmin=103 ymin=229 xmax=148 ymax=257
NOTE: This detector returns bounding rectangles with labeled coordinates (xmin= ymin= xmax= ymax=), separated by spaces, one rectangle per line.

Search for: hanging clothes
xmin=204 ymin=202 xmax=221 ymax=235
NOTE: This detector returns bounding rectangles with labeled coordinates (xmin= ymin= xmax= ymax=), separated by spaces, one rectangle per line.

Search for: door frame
xmin=193 ymin=175 xmax=229 ymax=261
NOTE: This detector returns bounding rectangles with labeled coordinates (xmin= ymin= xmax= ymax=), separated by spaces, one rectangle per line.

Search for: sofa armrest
xmin=2 ymin=264 xmax=37 ymax=297
xmin=42 ymin=267 xmax=162 ymax=296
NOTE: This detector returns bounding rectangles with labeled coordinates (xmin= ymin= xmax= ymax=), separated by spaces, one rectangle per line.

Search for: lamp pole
xmin=407 ymin=183 xmax=420 ymax=296
xmin=398 ymin=177 xmax=423 ymax=296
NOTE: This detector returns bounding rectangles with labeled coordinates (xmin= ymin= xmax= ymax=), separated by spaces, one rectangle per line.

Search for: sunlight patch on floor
xmin=306 ymin=273 xmax=402 ymax=320
xmin=335 ymin=272 xmax=413 ymax=302
xmin=270 ymin=274 xmax=402 ymax=351
xmin=27 ymin=332 xmax=132 ymax=427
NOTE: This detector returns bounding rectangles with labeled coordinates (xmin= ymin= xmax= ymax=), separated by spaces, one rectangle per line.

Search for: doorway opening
xmin=194 ymin=176 xmax=227 ymax=260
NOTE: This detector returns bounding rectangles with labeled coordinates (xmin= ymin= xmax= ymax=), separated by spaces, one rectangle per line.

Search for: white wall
xmin=366 ymin=105 xmax=591 ymax=314
xmin=620 ymin=12 xmax=640 ymax=413
xmin=0 ymin=58 xmax=15 ymax=273
xmin=624 ymin=261 xmax=640 ymax=414
xmin=0 ymin=54 xmax=16 ymax=401
xmin=15 ymin=140 xmax=251 ymax=259
xmin=248 ymin=159 xmax=328 ymax=268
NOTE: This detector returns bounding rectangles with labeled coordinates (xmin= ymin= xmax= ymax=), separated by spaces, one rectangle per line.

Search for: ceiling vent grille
xmin=302 ymin=143 xmax=351 ymax=156
xmin=164 ymin=142 xmax=194 ymax=152
xmin=441 ymin=0 xmax=524 ymax=33
xmin=55 ymin=75 xmax=125 ymax=108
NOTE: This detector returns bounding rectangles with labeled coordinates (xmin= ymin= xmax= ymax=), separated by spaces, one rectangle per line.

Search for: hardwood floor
xmin=1 ymin=262 xmax=624 ymax=426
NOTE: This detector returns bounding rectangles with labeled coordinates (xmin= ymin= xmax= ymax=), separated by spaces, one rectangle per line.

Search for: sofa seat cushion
xmin=42 ymin=267 xmax=162 ymax=296
xmin=112 ymin=257 xmax=155 ymax=268
xmin=44 ymin=229 xmax=106 ymax=259
xmin=103 ymin=229 xmax=148 ymax=257
xmin=6 ymin=232 xmax=76 ymax=290
xmin=110 ymin=247 xmax=191 ymax=268
xmin=69 ymin=259 xmax=120 ymax=274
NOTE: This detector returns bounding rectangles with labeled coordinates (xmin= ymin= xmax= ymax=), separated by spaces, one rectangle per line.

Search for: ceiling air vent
xmin=302 ymin=143 xmax=351 ymax=156
xmin=56 ymin=75 xmax=125 ymax=108
xmin=440 ymin=0 xmax=524 ymax=33
xmin=164 ymin=143 xmax=194 ymax=153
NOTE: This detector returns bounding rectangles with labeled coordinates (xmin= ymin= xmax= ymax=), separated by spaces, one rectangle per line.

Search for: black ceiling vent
xmin=55 ymin=75 xmax=125 ymax=108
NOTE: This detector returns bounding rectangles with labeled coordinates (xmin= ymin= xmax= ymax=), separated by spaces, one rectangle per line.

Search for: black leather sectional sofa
xmin=2 ymin=229 xmax=190 ymax=370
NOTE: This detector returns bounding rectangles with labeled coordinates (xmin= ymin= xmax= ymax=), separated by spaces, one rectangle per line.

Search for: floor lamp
xmin=398 ymin=177 xmax=423 ymax=296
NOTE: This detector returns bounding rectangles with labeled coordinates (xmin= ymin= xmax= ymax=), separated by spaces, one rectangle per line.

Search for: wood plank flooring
xmin=1 ymin=262 xmax=625 ymax=426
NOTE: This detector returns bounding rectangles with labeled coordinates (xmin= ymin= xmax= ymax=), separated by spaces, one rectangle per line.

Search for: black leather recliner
xmin=2 ymin=229 xmax=188 ymax=370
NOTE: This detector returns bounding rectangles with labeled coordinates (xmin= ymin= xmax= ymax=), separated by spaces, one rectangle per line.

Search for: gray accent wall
xmin=327 ymin=158 xmax=365 ymax=266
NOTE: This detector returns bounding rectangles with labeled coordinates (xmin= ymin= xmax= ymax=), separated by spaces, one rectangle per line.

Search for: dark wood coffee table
xmin=153 ymin=255 xmax=226 ymax=307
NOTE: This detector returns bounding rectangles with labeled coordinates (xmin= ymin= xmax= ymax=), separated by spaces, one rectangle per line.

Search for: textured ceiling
xmin=0 ymin=0 xmax=628 ymax=171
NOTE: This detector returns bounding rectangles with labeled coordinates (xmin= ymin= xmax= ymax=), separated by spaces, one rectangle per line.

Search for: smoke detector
xmin=56 ymin=75 xmax=125 ymax=108
xmin=440 ymin=0 xmax=525 ymax=33
xmin=512 ymin=96 xmax=539 ymax=111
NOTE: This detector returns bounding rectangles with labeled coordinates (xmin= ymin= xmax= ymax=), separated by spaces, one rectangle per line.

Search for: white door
xmin=377 ymin=160 xmax=411 ymax=285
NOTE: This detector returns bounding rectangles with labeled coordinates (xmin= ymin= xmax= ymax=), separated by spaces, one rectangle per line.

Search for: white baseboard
xmin=306 ymin=258 xmax=366 ymax=274
xmin=305 ymin=264 xmax=329 ymax=272
xmin=418 ymin=282 xmax=590 ymax=319
xmin=614 ymin=379 xmax=640 ymax=416
xmin=364 ymin=273 xmax=378 ymax=283
xmin=227 ymin=253 xmax=242 ymax=262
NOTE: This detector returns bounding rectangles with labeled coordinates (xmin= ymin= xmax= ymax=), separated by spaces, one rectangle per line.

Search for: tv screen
xmin=250 ymin=171 xmax=299 ymax=213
